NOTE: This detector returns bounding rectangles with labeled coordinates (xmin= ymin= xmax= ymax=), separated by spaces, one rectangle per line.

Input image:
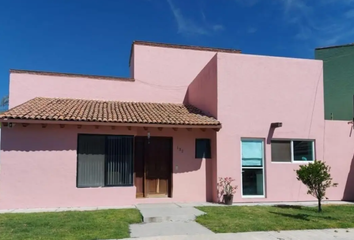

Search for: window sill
xmin=77 ymin=185 xmax=134 ymax=188
xmin=241 ymin=195 xmax=265 ymax=198
xmin=271 ymin=161 xmax=314 ymax=164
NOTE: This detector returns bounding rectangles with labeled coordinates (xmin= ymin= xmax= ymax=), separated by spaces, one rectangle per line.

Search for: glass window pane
xmin=242 ymin=169 xmax=264 ymax=196
xmin=106 ymin=136 xmax=134 ymax=186
xmin=271 ymin=141 xmax=291 ymax=162
xmin=195 ymin=139 xmax=211 ymax=159
xmin=293 ymin=141 xmax=314 ymax=161
xmin=241 ymin=140 xmax=263 ymax=167
xmin=77 ymin=135 xmax=105 ymax=188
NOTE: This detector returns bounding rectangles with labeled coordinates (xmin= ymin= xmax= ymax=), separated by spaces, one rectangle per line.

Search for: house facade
xmin=315 ymin=43 xmax=354 ymax=121
xmin=0 ymin=41 xmax=353 ymax=210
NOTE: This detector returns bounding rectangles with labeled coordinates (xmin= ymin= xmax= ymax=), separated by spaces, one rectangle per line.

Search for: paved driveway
xmin=119 ymin=229 xmax=354 ymax=240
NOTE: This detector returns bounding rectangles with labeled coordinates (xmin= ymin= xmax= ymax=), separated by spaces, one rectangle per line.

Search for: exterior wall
xmin=9 ymin=46 xmax=216 ymax=108
xmin=130 ymin=47 xmax=134 ymax=78
xmin=315 ymin=45 xmax=354 ymax=120
xmin=184 ymin=54 xmax=218 ymax=118
xmin=133 ymin=44 xmax=217 ymax=104
xmin=217 ymin=53 xmax=326 ymax=202
xmin=323 ymin=120 xmax=354 ymax=200
xmin=0 ymin=124 xmax=215 ymax=209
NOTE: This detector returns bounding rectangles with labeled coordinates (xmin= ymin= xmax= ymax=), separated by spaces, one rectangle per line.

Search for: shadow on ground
xmin=269 ymin=211 xmax=336 ymax=221
xmin=273 ymin=204 xmax=303 ymax=209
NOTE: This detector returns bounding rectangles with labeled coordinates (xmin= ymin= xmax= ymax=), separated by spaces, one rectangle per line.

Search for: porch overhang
xmin=0 ymin=119 xmax=221 ymax=131
xmin=0 ymin=97 xmax=221 ymax=131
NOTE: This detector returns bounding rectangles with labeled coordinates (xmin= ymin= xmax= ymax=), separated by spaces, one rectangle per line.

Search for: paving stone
xmin=138 ymin=206 xmax=205 ymax=223
xmin=129 ymin=222 xmax=214 ymax=238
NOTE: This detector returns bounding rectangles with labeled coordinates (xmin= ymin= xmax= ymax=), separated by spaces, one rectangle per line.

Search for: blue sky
xmin=0 ymin=0 xmax=353 ymax=104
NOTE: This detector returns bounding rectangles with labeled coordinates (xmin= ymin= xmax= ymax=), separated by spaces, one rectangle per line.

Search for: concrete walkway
xmin=118 ymin=229 xmax=354 ymax=240
xmin=129 ymin=203 xmax=214 ymax=238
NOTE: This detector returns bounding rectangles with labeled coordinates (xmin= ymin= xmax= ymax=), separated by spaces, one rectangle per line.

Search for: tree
xmin=0 ymin=95 xmax=9 ymax=128
xmin=296 ymin=160 xmax=338 ymax=212
xmin=0 ymin=95 xmax=8 ymax=109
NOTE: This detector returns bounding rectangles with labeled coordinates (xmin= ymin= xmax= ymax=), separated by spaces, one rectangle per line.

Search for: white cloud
xmin=345 ymin=9 xmax=354 ymax=18
xmin=212 ymin=24 xmax=225 ymax=31
xmin=247 ymin=27 xmax=257 ymax=33
xmin=166 ymin=0 xmax=224 ymax=36
xmin=281 ymin=0 xmax=310 ymax=13
xmin=166 ymin=0 xmax=208 ymax=35
xmin=278 ymin=0 xmax=354 ymax=47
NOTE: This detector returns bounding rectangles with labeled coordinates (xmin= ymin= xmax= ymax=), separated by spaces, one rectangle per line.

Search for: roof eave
xmin=0 ymin=118 xmax=221 ymax=130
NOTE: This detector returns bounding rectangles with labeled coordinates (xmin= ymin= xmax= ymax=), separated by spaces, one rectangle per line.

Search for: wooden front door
xmin=134 ymin=137 xmax=172 ymax=198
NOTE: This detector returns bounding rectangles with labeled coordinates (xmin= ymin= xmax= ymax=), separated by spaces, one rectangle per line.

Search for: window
xmin=241 ymin=139 xmax=265 ymax=197
xmin=195 ymin=139 xmax=211 ymax=159
xmin=77 ymin=134 xmax=134 ymax=188
xmin=271 ymin=140 xmax=315 ymax=162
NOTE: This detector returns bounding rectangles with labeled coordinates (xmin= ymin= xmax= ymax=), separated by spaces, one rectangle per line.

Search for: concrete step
xmin=129 ymin=222 xmax=214 ymax=238
xmin=136 ymin=203 xmax=206 ymax=223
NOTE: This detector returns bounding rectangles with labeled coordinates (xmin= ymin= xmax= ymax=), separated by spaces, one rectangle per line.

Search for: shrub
xmin=296 ymin=160 xmax=338 ymax=212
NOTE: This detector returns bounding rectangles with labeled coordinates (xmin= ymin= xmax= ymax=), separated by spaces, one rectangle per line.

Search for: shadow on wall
xmin=183 ymin=54 xmax=217 ymax=118
xmin=267 ymin=124 xmax=277 ymax=144
xmin=174 ymin=159 xmax=202 ymax=173
xmin=343 ymin=154 xmax=354 ymax=201
xmin=1 ymin=126 xmax=76 ymax=151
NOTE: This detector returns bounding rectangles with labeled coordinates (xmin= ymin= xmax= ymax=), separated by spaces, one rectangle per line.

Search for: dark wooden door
xmin=134 ymin=137 xmax=145 ymax=198
xmin=146 ymin=137 xmax=172 ymax=197
xmin=134 ymin=137 xmax=172 ymax=198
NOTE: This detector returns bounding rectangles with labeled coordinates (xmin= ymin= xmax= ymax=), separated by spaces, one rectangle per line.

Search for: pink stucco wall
xmin=324 ymin=121 xmax=354 ymax=200
xmin=184 ymin=54 xmax=218 ymax=118
xmin=217 ymin=52 xmax=327 ymax=202
xmin=0 ymin=124 xmax=215 ymax=209
xmin=9 ymin=45 xmax=216 ymax=108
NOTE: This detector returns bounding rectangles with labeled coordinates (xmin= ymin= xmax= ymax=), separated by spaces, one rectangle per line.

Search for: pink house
xmin=0 ymin=41 xmax=353 ymax=210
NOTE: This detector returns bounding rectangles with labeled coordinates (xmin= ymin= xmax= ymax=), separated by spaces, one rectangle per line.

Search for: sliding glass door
xmin=241 ymin=139 xmax=265 ymax=197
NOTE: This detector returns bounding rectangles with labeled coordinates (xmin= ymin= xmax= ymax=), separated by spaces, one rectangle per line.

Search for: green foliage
xmin=0 ymin=95 xmax=8 ymax=127
xmin=296 ymin=160 xmax=338 ymax=212
xmin=0 ymin=95 xmax=8 ymax=108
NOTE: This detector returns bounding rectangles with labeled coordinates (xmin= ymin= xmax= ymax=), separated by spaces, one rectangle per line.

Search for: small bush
xmin=296 ymin=160 xmax=337 ymax=212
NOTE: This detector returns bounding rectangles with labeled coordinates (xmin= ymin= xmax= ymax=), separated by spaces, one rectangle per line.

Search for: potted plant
xmin=217 ymin=177 xmax=237 ymax=205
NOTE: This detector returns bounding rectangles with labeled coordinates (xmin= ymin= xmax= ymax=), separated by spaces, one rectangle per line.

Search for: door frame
xmin=134 ymin=136 xmax=173 ymax=198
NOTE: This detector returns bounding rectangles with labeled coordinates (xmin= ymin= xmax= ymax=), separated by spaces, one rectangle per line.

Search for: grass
xmin=196 ymin=205 xmax=354 ymax=233
xmin=0 ymin=209 xmax=141 ymax=240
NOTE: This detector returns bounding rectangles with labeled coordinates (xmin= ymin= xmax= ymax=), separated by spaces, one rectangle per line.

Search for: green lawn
xmin=196 ymin=205 xmax=354 ymax=233
xmin=0 ymin=209 xmax=141 ymax=240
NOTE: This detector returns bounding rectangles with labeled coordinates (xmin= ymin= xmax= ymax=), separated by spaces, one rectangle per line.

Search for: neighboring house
xmin=0 ymin=41 xmax=353 ymax=210
xmin=315 ymin=43 xmax=354 ymax=121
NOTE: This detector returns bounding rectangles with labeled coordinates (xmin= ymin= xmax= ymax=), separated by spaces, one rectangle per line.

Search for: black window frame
xmin=76 ymin=134 xmax=134 ymax=188
xmin=195 ymin=138 xmax=211 ymax=159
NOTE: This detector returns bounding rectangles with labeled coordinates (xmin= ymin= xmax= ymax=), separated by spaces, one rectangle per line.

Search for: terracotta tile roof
xmin=10 ymin=69 xmax=134 ymax=82
xmin=130 ymin=40 xmax=241 ymax=66
xmin=0 ymin=97 xmax=221 ymax=126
